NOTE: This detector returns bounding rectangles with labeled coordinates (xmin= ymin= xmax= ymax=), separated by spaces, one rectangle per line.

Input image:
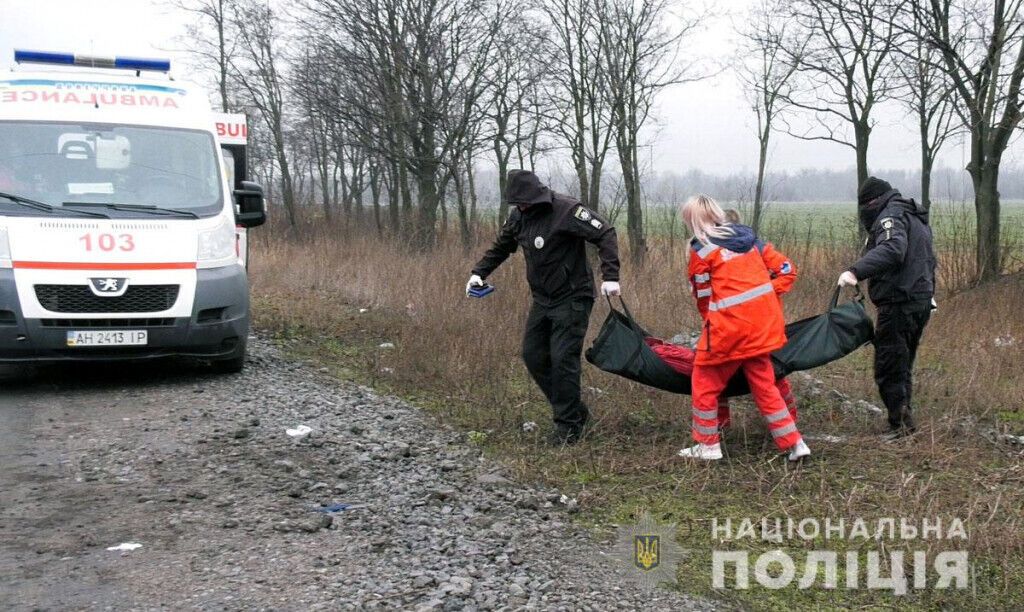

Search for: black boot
xmin=547 ymin=419 xmax=590 ymax=446
xmin=886 ymin=405 xmax=917 ymax=441
xmin=547 ymin=426 xmax=581 ymax=446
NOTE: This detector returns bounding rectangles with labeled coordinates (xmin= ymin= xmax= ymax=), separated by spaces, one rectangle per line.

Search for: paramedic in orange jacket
xmin=715 ymin=209 xmax=798 ymax=429
xmin=678 ymin=195 xmax=810 ymax=461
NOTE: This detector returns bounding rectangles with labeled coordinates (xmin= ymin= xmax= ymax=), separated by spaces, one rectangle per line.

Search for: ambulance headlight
xmin=197 ymin=218 xmax=236 ymax=264
xmin=0 ymin=227 xmax=10 ymax=268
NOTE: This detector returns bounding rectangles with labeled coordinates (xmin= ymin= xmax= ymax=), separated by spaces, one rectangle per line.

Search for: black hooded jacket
xmin=849 ymin=190 xmax=936 ymax=307
xmin=472 ymin=171 xmax=620 ymax=306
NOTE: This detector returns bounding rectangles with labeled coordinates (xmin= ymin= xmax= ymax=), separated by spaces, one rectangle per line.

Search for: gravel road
xmin=0 ymin=338 xmax=715 ymax=611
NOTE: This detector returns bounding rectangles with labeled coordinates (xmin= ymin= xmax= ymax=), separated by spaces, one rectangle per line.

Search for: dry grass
xmin=249 ymin=218 xmax=1023 ymax=610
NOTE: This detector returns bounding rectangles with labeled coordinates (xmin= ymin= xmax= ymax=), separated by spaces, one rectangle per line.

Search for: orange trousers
xmin=691 ymin=354 xmax=802 ymax=449
xmin=718 ymin=377 xmax=797 ymax=429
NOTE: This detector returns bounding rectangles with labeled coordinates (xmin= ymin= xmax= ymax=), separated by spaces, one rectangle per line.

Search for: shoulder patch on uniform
xmin=573 ymin=206 xmax=592 ymax=222
xmin=881 ymin=217 xmax=894 ymax=230
xmin=590 ymin=218 xmax=603 ymax=229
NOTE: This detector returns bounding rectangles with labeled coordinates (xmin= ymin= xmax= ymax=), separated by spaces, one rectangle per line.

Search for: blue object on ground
xmin=316 ymin=503 xmax=353 ymax=513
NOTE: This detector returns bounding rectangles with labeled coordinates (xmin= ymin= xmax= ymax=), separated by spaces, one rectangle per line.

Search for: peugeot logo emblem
xmin=89 ymin=277 xmax=129 ymax=297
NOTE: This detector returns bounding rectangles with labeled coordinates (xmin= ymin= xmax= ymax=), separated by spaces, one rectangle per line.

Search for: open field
xmin=249 ymin=204 xmax=1024 ymax=610
xmin=641 ymin=201 xmax=1024 ymax=273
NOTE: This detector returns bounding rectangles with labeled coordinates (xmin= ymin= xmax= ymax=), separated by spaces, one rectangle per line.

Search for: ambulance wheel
xmin=211 ymin=342 xmax=247 ymax=374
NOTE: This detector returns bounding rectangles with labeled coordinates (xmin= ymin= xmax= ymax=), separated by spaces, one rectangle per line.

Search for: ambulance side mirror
xmin=234 ymin=181 xmax=266 ymax=228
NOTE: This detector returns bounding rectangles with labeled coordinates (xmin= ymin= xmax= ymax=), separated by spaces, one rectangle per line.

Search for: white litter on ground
xmin=106 ymin=542 xmax=142 ymax=552
xmin=286 ymin=425 xmax=313 ymax=438
xmin=379 ymin=342 xmax=395 ymax=349
xmin=521 ymin=421 xmax=538 ymax=433
xmin=805 ymin=435 xmax=847 ymax=443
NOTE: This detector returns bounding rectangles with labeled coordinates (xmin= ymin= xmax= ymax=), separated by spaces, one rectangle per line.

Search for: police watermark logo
xmin=613 ymin=512 xmax=685 ymax=589
xmin=710 ymin=517 xmax=970 ymax=593
xmin=634 ymin=535 xmax=659 ymax=570
xmin=534 ymin=236 xmax=545 ymax=249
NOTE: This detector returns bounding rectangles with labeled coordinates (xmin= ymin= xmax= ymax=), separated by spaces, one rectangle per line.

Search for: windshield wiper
xmin=0 ymin=191 xmax=53 ymax=212
xmin=0 ymin=191 xmax=108 ymax=218
xmin=62 ymin=202 xmax=200 ymax=219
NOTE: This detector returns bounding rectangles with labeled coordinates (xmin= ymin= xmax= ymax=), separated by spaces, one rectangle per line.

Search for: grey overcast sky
xmin=1 ymin=0 xmax=1019 ymax=176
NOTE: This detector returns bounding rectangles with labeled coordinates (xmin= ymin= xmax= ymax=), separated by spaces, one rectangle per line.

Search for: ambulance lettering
xmin=0 ymin=88 xmax=180 ymax=108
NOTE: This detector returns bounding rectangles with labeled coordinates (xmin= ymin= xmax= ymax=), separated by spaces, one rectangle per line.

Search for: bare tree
xmin=782 ymin=0 xmax=906 ymax=216
xmin=229 ymin=0 xmax=297 ymax=227
xmin=911 ymin=0 xmax=1024 ymax=281
xmin=290 ymin=46 xmax=336 ymax=221
xmin=173 ymin=0 xmax=236 ymax=112
xmin=484 ymin=9 xmax=553 ymax=223
xmin=542 ymin=0 xmax=614 ymax=209
xmin=891 ymin=4 xmax=959 ymax=211
xmin=307 ymin=0 xmax=505 ymax=248
xmin=736 ymin=0 xmax=805 ymax=233
xmin=598 ymin=0 xmax=703 ymax=263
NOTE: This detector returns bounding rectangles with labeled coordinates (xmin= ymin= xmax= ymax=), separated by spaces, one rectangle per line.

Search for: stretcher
xmin=584 ymin=288 xmax=874 ymax=396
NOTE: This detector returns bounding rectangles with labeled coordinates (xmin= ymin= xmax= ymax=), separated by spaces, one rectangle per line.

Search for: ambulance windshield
xmin=0 ymin=122 xmax=223 ymax=218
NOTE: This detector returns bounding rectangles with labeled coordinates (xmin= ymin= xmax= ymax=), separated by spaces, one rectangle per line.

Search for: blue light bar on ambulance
xmin=13 ymin=50 xmax=171 ymax=72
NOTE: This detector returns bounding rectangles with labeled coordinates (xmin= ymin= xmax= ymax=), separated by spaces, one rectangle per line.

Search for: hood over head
xmin=506 ymin=170 xmax=553 ymax=208
xmin=708 ymin=223 xmax=757 ymax=254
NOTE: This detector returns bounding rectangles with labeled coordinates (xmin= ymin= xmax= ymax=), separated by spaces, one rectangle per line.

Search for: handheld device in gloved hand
xmin=468 ymin=283 xmax=495 ymax=298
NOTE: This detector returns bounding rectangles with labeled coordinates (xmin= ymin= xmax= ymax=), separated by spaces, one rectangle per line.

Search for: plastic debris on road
xmin=106 ymin=542 xmax=142 ymax=552
xmin=286 ymin=425 xmax=313 ymax=438
xmin=315 ymin=503 xmax=354 ymax=513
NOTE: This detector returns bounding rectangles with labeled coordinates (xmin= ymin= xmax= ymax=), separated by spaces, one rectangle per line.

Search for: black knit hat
xmin=858 ymin=176 xmax=892 ymax=206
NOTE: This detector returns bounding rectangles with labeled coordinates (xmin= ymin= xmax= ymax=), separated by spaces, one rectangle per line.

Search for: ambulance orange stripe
xmin=13 ymin=261 xmax=196 ymax=270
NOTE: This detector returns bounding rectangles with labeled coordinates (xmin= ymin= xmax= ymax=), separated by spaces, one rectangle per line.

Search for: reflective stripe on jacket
xmin=688 ymin=233 xmax=794 ymax=366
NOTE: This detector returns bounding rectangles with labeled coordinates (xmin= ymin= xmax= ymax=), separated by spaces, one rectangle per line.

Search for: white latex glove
xmin=837 ymin=271 xmax=858 ymax=287
xmin=601 ymin=281 xmax=621 ymax=296
xmin=466 ymin=274 xmax=484 ymax=297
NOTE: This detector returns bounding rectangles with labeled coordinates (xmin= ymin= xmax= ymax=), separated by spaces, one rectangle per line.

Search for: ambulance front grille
xmin=40 ymin=317 xmax=176 ymax=328
xmin=34 ymin=285 xmax=179 ymax=313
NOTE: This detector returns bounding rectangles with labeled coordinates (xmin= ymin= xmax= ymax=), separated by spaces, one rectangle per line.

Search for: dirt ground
xmin=0 ymin=339 xmax=714 ymax=611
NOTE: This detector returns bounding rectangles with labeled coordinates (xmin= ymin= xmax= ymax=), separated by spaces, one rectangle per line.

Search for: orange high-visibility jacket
xmin=688 ymin=225 xmax=797 ymax=366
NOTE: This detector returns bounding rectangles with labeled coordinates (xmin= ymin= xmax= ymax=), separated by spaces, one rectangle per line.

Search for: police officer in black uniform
xmin=467 ymin=170 xmax=621 ymax=445
xmin=838 ymin=177 xmax=936 ymax=438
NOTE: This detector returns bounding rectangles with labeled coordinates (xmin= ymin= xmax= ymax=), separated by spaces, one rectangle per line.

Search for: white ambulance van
xmin=0 ymin=50 xmax=266 ymax=372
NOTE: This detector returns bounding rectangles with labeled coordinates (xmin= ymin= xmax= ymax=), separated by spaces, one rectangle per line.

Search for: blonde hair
xmin=681 ymin=194 xmax=733 ymax=244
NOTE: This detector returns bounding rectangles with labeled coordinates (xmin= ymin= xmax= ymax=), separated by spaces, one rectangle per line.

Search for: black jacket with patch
xmin=849 ymin=190 xmax=936 ymax=307
xmin=472 ymin=193 xmax=620 ymax=306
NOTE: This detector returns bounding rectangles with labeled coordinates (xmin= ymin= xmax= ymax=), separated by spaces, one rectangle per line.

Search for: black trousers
xmin=874 ymin=304 xmax=931 ymax=428
xmin=522 ymin=298 xmax=593 ymax=431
